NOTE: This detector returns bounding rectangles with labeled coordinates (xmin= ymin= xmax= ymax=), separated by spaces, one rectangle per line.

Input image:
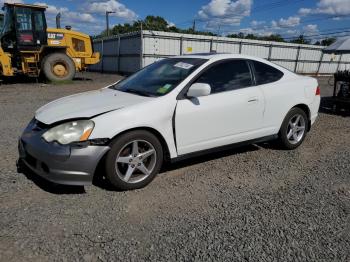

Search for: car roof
xmin=175 ymin=53 xmax=263 ymax=60
xmin=174 ymin=53 xmax=296 ymax=76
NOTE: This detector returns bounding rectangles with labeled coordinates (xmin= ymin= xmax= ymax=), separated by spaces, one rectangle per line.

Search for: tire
xmin=42 ymin=53 xmax=76 ymax=82
xmin=105 ymin=130 xmax=163 ymax=190
xmin=277 ymin=107 xmax=309 ymax=150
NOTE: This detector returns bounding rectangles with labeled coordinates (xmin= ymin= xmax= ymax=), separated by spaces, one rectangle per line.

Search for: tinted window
xmin=252 ymin=60 xmax=283 ymax=85
xmin=113 ymin=58 xmax=207 ymax=97
xmin=195 ymin=60 xmax=252 ymax=94
xmin=33 ymin=11 xmax=45 ymax=31
xmin=16 ymin=8 xmax=32 ymax=31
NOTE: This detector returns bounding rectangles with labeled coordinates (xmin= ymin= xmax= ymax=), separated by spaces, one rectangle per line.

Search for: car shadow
xmin=18 ymin=162 xmax=86 ymax=194
xmin=19 ymin=143 xmax=272 ymax=193
xmin=0 ymin=75 xmax=93 ymax=85
xmin=161 ymin=144 xmax=261 ymax=173
xmin=92 ymin=143 xmax=263 ymax=191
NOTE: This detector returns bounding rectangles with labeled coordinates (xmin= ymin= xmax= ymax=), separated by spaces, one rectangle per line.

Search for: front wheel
xmin=277 ymin=108 xmax=309 ymax=150
xmin=105 ymin=130 xmax=163 ymax=190
xmin=42 ymin=53 xmax=76 ymax=82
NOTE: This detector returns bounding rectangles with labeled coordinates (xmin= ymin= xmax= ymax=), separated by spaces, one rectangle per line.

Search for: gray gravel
xmin=0 ymin=73 xmax=349 ymax=262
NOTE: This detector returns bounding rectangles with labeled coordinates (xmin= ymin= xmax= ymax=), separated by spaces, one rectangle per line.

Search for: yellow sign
xmin=186 ymin=47 xmax=193 ymax=53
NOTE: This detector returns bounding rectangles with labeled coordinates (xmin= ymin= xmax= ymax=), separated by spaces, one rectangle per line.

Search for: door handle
xmin=248 ymin=97 xmax=259 ymax=103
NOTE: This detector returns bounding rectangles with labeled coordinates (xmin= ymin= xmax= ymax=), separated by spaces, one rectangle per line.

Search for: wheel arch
xmin=109 ymin=126 xmax=171 ymax=162
xmin=92 ymin=126 xmax=172 ymax=185
xmin=40 ymin=47 xmax=68 ymax=63
xmin=292 ymin=103 xmax=311 ymax=131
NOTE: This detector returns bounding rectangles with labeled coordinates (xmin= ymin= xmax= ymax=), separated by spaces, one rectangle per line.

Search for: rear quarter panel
xmin=261 ymin=74 xmax=319 ymax=133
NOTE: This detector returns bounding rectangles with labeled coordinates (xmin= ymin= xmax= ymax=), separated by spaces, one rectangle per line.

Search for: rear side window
xmin=196 ymin=60 xmax=253 ymax=94
xmin=252 ymin=60 xmax=283 ymax=85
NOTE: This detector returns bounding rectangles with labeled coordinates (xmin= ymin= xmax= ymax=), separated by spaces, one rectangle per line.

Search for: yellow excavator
xmin=0 ymin=3 xmax=100 ymax=81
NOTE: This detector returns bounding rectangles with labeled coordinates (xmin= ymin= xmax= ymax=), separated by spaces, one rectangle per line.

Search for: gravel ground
xmin=0 ymin=73 xmax=349 ymax=262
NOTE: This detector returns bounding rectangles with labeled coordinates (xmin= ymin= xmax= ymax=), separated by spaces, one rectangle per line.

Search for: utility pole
xmin=106 ymin=11 xmax=116 ymax=37
xmin=56 ymin=12 xmax=61 ymax=29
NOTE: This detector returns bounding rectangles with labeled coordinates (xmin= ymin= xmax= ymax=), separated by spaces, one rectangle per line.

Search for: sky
xmin=2 ymin=0 xmax=350 ymax=41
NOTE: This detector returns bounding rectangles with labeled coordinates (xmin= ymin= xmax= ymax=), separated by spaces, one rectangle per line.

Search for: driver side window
xmin=195 ymin=60 xmax=253 ymax=94
xmin=16 ymin=8 xmax=32 ymax=31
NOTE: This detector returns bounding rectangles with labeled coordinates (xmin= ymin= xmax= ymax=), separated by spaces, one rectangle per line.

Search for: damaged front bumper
xmin=18 ymin=119 xmax=110 ymax=186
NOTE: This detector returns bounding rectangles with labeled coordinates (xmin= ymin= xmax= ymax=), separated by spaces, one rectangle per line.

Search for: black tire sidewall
xmin=279 ymin=108 xmax=309 ymax=150
xmin=105 ymin=130 xmax=164 ymax=190
xmin=42 ymin=53 xmax=76 ymax=82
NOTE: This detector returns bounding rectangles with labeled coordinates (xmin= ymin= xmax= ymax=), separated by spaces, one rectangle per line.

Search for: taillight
xmin=315 ymin=86 xmax=320 ymax=96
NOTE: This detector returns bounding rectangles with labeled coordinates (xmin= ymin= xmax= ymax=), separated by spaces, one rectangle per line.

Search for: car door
xmin=175 ymin=59 xmax=265 ymax=155
xmin=249 ymin=60 xmax=287 ymax=132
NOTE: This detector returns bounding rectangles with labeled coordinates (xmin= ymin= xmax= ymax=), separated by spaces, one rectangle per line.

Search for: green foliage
xmin=289 ymin=35 xmax=311 ymax=44
xmin=226 ymin=33 xmax=285 ymax=42
xmin=94 ymin=15 xmax=217 ymax=39
xmin=93 ymin=15 xmax=336 ymax=47
xmin=320 ymin=37 xmax=337 ymax=46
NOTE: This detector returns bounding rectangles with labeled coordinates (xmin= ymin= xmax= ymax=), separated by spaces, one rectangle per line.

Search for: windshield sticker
xmin=157 ymin=87 xmax=169 ymax=94
xmin=163 ymin=84 xmax=172 ymax=89
xmin=157 ymin=84 xmax=172 ymax=94
xmin=174 ymin=62 xmax=194 ymax=70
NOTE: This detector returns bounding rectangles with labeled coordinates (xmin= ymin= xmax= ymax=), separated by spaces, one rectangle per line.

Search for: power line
xmin=286 ymin=30 xmax=350 ymax=40
xmin=283 ymin=27 xmax=350 ymax=39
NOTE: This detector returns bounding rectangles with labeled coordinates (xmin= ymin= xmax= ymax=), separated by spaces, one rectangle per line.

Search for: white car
xmin=18 ymin=53 xmax=320 ymax=190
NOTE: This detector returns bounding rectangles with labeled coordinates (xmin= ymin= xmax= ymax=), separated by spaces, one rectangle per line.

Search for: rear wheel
xmin=42 ymin=53 xmax=76 ymax=82
xmin=278 ymin=108 xmax=308 ymax=150
xmin=105 ymin=130 xmax=163 ymax=190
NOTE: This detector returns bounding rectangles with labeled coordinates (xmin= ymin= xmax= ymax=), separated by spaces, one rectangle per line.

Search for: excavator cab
xmin=1 ymin=3 xmax=47 ymax=51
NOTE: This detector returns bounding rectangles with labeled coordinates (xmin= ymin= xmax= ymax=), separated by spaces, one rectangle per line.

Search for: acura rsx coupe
xmin=18 ymin=53 xmax=320 ymax=190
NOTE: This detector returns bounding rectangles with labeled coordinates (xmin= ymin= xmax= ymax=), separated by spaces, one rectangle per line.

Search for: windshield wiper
xmin=122 ymin=88 xmax=155 ymax=97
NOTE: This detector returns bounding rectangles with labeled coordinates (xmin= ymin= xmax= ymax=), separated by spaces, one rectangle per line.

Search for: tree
xmin=94 ymin=15 xmax=218 ymax=39
xmin=135 ymin=16 xmax=169 ymax=31
xmin=226 ymin=33 xmax=286 ymax=43
xmin=227 ymin=32 xmax=245 ymax=39
xmin=290 ymin=35 xmax=310 ymax=44
xmin=261 ymin=34 xmax=285 ymax=42
xmin=320 ymin=37 xmax=336 ymax=46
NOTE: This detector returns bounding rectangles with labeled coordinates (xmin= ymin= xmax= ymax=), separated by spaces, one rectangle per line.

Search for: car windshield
xmin=111 ymin=58 xmax=207 ymax=97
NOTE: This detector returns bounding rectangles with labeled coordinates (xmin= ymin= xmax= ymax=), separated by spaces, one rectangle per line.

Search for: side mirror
xmin=187 ymin=83 xmax=211 ymax=98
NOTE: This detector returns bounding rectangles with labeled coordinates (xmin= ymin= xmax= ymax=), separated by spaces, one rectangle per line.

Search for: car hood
xmin=35 ymin=88 xmax=152 ymax=125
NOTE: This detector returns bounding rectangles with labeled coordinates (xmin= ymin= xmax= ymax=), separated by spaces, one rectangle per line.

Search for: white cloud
xmin=84 ymin=0 xmax=138 ymax=21
xmin=271 ymin=16 xmax=300 ymax=29
xmin=166 ymin=21 xmax=176 ymax=28
xmin=239 ymin=27 xmax=274 ymax=37
xmin=30 ymin=2 xmax=99 ymax=34
xmin=298 ymin=8 xmax=312 ymax=16
xmin=315 ymin=0 xmax=350 ymax=15
xmin=34 ymin=2 xmax=68 ymax=15
xmin=250 ymin=20 xmax=265 ymax=28
xmin=198 ymin=0 xmax=252 ymax=28
xmin=303 ymin=24 xmax=319 ymax=36
xmin=1 ymin=0 xmax=24 ymax=4
xmin=298 ymin=0 xmax=350 ymax=17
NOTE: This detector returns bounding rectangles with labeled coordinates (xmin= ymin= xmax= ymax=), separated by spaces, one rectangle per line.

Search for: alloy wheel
xmin=286 ymin=114 xmax=306 ymax=145
xmin=115 ymin=140 xmax=157 ymax=183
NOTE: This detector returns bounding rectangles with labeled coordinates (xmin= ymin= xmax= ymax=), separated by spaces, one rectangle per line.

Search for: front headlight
xmin=42 ymin=120 xmax=94 ymax=145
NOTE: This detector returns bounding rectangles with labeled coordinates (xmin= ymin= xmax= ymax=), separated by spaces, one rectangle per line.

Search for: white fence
xmin=90 ymin=30 xmax=350 ymax=75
